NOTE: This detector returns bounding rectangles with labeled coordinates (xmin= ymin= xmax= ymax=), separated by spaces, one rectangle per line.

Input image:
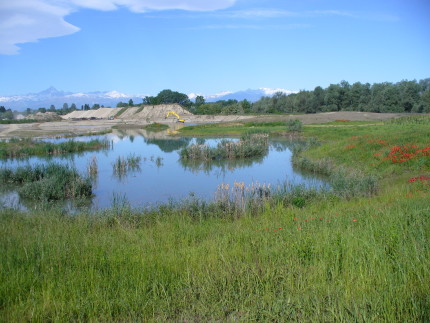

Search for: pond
xmin=0 ymin=128 xmax=328 ymax=210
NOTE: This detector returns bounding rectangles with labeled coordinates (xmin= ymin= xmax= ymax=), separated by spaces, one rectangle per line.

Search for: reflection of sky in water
xmin=0 ymin=133 xmax=328 ymax=210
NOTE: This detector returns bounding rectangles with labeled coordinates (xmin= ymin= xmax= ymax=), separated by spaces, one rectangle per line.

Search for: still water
xmin=0 ymin=129 xmax=328 ymax=210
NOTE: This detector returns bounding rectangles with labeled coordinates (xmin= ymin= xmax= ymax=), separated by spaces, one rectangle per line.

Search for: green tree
xmin=241 ymin=99 xmax=252 ymax=113
xmin=195 ymin=95 xmax=205 ymax=107
xmin=0 ymin=106 xmax=6 ymax=113
xmin=155 ymin=89 xmax=191 ymax=107
xmin=128 ymin=99 xmax=134 ymax=107
xmin=398 ymin=80 xmax=420 ymax=112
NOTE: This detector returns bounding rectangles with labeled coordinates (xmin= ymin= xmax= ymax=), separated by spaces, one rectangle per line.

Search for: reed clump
xmin=0 ymin=163 xmax=92 ymax=201
xmin=180 ymin=134 xmax=269 ymax=161
xmin=112 ymin=154 xmax=142 ymax=177
xmin=87 ymin=155 xmax=98 ymax=178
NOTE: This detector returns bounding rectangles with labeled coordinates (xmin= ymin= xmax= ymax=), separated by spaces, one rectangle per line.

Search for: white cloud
xmin=0 ymin=1 xmax=79 ymax=55
xmin=0 ymin=0 xmax=237 ymax=55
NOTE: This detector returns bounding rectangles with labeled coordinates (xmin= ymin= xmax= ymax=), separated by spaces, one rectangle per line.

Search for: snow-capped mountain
xmin=0 ymin=87 xmax=146 ymax=111
xmin=0 ymin=87 xmax=297 ymax=111
xmin=189 ymin=88 xmax=297 ymax=103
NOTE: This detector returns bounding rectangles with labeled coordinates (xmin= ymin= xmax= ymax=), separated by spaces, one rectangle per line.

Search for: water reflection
xmin=144 ymin=137 xmax=191 ymax=152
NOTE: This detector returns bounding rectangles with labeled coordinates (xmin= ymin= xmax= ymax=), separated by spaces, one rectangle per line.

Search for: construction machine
xmin=165 ymin=111 xmax=185 ymax=123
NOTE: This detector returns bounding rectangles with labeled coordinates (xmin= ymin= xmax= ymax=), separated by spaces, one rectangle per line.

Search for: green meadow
xmin=1 ymin=116 xmax=429 ymax=321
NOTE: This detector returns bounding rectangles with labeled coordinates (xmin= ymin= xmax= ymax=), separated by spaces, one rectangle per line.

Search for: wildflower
xmin=279 ymin=227 xmax=283 ymax=230
xmin=352 ymin=219 xmax=357 ymax=222
xmin=293 ymin=217 xmax=298 ymax=221
xmin=319 ymin=217 xmax=323 ymax=219
xmin=273 ymin=230 xmax=277 ymax=233
xmin=297 ymin=226 xmax=302 ymax=230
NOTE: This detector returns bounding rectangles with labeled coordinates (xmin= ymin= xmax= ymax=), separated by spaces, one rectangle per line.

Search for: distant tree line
xmin=250 ymin=78 xmax=430 ymax=114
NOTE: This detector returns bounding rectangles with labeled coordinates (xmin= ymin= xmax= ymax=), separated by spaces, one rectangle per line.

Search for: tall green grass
xmin=0 ymin=186 xmax=428 ymax=321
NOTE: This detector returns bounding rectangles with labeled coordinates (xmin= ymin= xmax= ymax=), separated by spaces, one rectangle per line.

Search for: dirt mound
xmin=26 ymin=112 xmax=62 ymax=121
xmin=61 ymin=104 xmax=192 ymax=121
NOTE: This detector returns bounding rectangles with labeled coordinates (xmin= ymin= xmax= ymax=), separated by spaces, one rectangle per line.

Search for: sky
xmin=0 ymin=0 xmax=429 ymax=97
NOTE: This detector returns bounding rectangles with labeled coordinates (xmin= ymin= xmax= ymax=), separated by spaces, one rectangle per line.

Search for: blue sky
xmin=0 ymin=0 xmax=429 ymax=96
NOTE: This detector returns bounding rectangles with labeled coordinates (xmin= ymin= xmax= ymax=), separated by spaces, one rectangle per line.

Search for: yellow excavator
xmin=165 ymin=111 xmax=185 ymax=123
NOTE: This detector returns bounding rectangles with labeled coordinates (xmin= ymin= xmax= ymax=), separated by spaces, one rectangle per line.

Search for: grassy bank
xmin=0 ymin=118 xmax=429 ymax=321
xmin=0 ymin=138 xmax=111 ymax=159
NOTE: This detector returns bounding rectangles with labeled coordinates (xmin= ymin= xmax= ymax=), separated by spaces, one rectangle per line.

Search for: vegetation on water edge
xmin=180 ymin=134 xmax=269 ymax=161
xmin=0 ymin=163 xmax=92 ymax=201
xmin=0 ymin=138 xmax=111 ymax=159
xmin=143 ymin=122 xmax=169 ymax=132
xmin=0 ymin=120 xmax=429 ymax=321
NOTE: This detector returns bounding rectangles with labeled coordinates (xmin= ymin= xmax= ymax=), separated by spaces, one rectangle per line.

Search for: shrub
xmin=286 ymin=119 xmax=303 ymax=132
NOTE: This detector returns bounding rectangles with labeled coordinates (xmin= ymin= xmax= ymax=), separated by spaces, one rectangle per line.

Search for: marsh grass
xmin=0 ymin=138 xmax=111 ymax=159
xmin=180 ymin=134 xmax=269 ymax=161
xmin=0 ymin=163 xmax=92 ymax=201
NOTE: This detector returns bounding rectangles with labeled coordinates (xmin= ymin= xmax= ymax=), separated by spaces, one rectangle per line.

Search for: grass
xmin=143 ymin=122 xmax=169 ymax=132
xmin=0 ymin=120 xmax=429 ymax=321
xmin=0 ymin=138 xmax=111 ymax=159
xmin=0 ymin=163 xmax=92 ymax=201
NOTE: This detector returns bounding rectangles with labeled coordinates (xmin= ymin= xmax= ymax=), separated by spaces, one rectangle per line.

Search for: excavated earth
xmin=0 ymin=103 xmax=410 ymax=138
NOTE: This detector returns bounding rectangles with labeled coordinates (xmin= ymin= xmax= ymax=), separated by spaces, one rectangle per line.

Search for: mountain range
xmin=0 ymin=87 xmax=297 ymax=111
